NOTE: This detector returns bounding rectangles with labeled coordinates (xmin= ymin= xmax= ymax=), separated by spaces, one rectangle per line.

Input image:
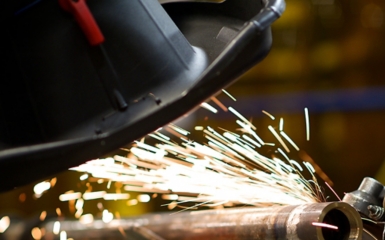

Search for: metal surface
xmin=41 ymin=202 xmax=362 ymax=240
xmin=343 ymin=177 xmax=385 ymax=239
xmin=343 ymin=177 xmax=385 ymax=217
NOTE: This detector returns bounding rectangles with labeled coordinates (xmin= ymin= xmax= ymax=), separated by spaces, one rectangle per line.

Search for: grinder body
xmin=0 ymin=0 xmax=284 ymax=190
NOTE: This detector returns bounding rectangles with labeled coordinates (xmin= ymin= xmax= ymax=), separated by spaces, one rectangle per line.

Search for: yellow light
xmin=31 ymin=227 xmax=42 ymax=240
xmin=80 ymin=174 xmax=89 ymax=181
xmin=102 ymin=210 xmax=114 ymax=223
xmin=83 ymin=191 xmax=106 ymax=200
xmin=137 ymin=194 xmax=151 ymax=202
xmin=103 ymin=193 xmax=130 ymax=200
xmin=34 ymin=181 xmax=51 ymax=195
xmin=53 ymin=221 xmax=60 ymax=235
xmin=79 ymin=214 xmax=94 ymax=225
xmin=59 ymin=192 xmax=81 ymax=201
xmin=127 ymin=199 xmax=138 ymax=206
xmin=60 ymin=231 xmax=67 ymax=240
xmin=0 ymin=216 xmax=10 ymax=233
xmin=39 ymin=211 xmax=47 ymax=221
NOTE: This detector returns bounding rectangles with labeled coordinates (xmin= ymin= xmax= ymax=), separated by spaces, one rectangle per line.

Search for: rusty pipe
xmin=42 ymin=202 xmax=362 ymax=240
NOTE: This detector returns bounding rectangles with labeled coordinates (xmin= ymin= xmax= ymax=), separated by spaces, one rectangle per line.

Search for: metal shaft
xmin=43 ymin=202 xmax=362 ymax=240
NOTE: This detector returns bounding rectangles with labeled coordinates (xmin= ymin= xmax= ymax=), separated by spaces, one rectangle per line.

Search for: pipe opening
xmin=322 ymin=209 xmax=350 ymax=240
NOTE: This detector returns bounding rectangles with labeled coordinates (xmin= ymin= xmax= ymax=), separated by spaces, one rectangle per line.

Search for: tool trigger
xmin=58 ymin=0 xmax=104 ymax=46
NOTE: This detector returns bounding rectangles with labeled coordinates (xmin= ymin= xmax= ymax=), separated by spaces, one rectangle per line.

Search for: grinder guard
xmin=0 ymin=0 xmax=284 ymax=190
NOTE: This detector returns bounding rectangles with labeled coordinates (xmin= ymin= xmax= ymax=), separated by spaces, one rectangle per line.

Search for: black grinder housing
xmin=0 ymin=0 xmax=285 ymax=190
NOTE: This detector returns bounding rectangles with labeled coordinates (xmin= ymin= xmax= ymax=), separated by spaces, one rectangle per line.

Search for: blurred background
xmin=1 ymin=0 xmax=385 ymax=235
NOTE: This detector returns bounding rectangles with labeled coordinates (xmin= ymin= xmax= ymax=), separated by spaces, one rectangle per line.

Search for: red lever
xmin=59 ymin=0 xmax=105 ymax=46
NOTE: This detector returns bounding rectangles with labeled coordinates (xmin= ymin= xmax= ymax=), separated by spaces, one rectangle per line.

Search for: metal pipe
xmin=42 ymin=202 xmax=362 ymax=240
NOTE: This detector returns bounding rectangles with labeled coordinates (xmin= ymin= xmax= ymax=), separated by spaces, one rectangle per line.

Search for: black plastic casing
xmin=0 ymin=0 xmax=284 ymax=191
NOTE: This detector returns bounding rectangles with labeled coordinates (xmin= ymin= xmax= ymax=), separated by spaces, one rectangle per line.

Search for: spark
xmin=0 ymin=216 xmax=10 ymax=233
xmin=60 ymin=231 xmax=67 ymax=240
xmin=222 ymin=89 xmax=237 ymax=101
xmin=148 ymin=133 xmax=174 ymax=145
xmin=124 ymin=185 xmax=168 ymax=193
xmin=59 ymin=191 xmax=82 ymax=201
xmin=171 ymin=200 xmax=212 ymax=215
xmin=262 ymin=110 xmax=275 ymax=120
xmin=34 ymin=181 xmax=51 ymax=195
xmin=277 ymin=148 xmax=290 ymax=162
xmin=75 ymin=198 xmax=84 ymax=210
xmin=80 ymin=174 xmax=88 ymax=181
xmin=154 ymin=131 xmax=171 ymax=140
xmin=137 ymin=194 xmax=151 ymax=203
xmin=229 ymin=107 xmax=256 ymax=130
xmin=195 ymin=126 xmax=204 ymax=131
xmin=19 ymin=193 xmax=26 ymax=202
xmin=305 ymin=107 xmax=310 ymax=141
xmin=304 ymin=162 xmax=316 ymax=173
xmin=363 ymin=228 xmax=378 ymax=240
xmin=97 ymin=202 xmax=104 ymax=210
xmin=280 ymin=131 xmax=300 ymax=151
xmin=135 ymin=141 xmax=163 ymax=153
xmin=223 ymin=132 xmax=238 ymax=142
xmin=118 ymin=226 xmax=127 ymax=237
xmin=279 ymin=118 xmax=284 ymax=131
xmin=127 ymin=199 xmax=138 ymax=206
xmin=74 ymin=199 xmax=84 ymax=218
xmin=264 ymin=143 xmax=275 ymax=146
xmin=50 ymin=178 xmax=57 ymax=187
xmin=211 ymin=96 xmax=228 ymax=111
xmin=56 ymin=208 xmax=62 ymax=217
xmin=75 ymin=209 xmax=83 ymax=219
xmin=53 ymin=221 xmax=60 ymax=235
xmin=40 ymin=211 xmax=47 ymax=221
xmin=79 ymin=214 xmax=94 ymax=224
xmin=201 ymin=102 xmax=218 ymax=113
xmin=235 ymin=120 xmax=264 ymax=145
xmin=242 ymin=134 xmax=261 ymax=148
xmin=169 ymin=124 xmax=190 ymax=136
xmin=289 ymin=160 xmax=303 ymax=171
xmin=83 ymin=191 xmax=106 ymax=200
xmin=102 ymin=210 xmax=114 ymax=223
xmin=168 ymin=201 xmax=177 ymax=210
xmin=311 ymin=222 xmax=338 ymax=230
xmin=268 ymin=126 xmax=290 ymax=153
xmin=103 ymin=193 xmax=130 ymax=200
xmin=299 ymin=150 xmax=333 ymax=186
xmin=72 ymin=123 xmax=321 ymax=208
xmin=162 ymin=194 xmax=179 ymax=200
xmin=69 ymin=105 xmax=323 ymax=211
xmin=31 ymin=227 xmax=42 ymax=240
xmin=325 ymin=181 xmax=341 ymax=201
